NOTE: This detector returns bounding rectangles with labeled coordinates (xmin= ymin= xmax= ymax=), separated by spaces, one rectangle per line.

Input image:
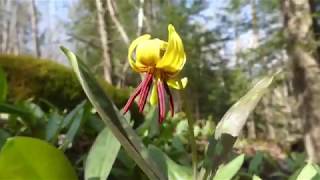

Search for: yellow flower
xmin=123 ymin=24 xmax=188 ymax=123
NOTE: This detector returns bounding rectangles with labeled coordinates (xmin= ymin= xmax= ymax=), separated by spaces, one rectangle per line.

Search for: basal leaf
xmin=296 ymin=163 xmax=318 ymax=180
xmin=61 ymin=47 xmax=165 ymax=180
xmin=212 ymin=154 xmax=245 ymax=180
xmin=148 ymin=145 xmax=193 ymax=180
xmin=45 ymin=110 xmax=63 ymax=142
xmin=0 ymin=136 xmax=77 ymax=180
xmin=253 ymin=175 xmax=262 ymax=180
xmin=215 ymin=75 xmax=275 ymax=139
xmin=60 ymin=101 xmax=89 ymax=150
xmin=85 ymin=127 xmax=121 ymax=180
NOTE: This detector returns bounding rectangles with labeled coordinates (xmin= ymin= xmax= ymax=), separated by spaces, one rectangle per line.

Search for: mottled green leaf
xmin=213 ymin=154 xmax=245 ymax=180
xmin=148 ymin=145 xmax=193 ymax=180
xmin=85 ymin=128 xmax=121 ymax=180
xmin=253 ymin=175 xmax=262 ymax=180
xmin=296 ymin=163 xmax=318 ymax=180
xmin=60 ymin=101 xmax=89 ymax=150
xmin=215 ymin=75 xmax=275 ymax=139
xmin=0 ymin=136 xmax=77 ymax=180
xmin=45 ymin=111 xmax=63 ymax=142
xmin=0 ymin=103 xmax=30 ymax=117
xmin=61 ymin=47 xmax=165 ymax=180
xmin=248 ymin=152 xmax=264 ymax=174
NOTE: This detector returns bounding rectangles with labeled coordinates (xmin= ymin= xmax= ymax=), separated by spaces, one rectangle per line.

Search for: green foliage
xmin=62 ymin=47 xmax=166 ymax=180
xmin=85 ymin=127 xmax=121 ymax=180
xmin=291 ymin=163 xmax=320 ymax=180
xmin=215 ymin=74 xmax=275 ymax=138
xmin=62 ymin=47 xmax=280 ymax=180
xmin=148 ymin=145 xmax=193 ymax=180
xmin=0 ymin=137 xmax=77 ymax=180
xmin=212 ymin=154 xmax=245 ymax=180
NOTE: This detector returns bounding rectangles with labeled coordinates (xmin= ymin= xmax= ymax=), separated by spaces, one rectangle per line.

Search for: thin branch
xmin=67 ymin=33 xmax=101 ymax=49
xmin=30 ymin=0 xmax=41 ymax=57
xmin=106 ymin=0 xmax=130 ymax=45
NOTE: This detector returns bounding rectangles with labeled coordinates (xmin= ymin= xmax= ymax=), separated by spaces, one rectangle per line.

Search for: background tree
xmin=30 ymin=0 xmax=41 ymax=57
xmin=282 ymin=0 xmax=320 ymax=162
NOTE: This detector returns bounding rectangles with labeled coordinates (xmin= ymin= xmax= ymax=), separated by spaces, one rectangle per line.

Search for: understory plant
xmin=61 ymin=24 xmax=276 ymax=180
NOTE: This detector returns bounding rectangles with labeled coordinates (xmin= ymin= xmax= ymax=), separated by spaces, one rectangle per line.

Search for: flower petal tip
xmin=168 ymin=24 xmax=175 ymax=32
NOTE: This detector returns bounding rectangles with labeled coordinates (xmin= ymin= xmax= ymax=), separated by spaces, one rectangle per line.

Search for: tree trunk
xmin=9 ymin=2 xmax=18 ymax=55
xmin=137 ymin=0 xmax=145 ymax=36
xmin=30 ymin=0 xmax=41 ymax=57
xmin=309 ymin=0 xmax=320 ymax=62
xmin=95 ymin=0 xmax=113 ymax=84
xmin=282 ymin=0 xmax=320 ymax=162
xmin=1 ymin=0 xmax=10 ymax=53
xmin=251 ymin=0 xmax=259 ymax=48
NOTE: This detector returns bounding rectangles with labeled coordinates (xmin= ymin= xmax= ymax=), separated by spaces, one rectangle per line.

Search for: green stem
xmin=187 ymin=114 xmax=198 ymax=180
xmin=180 ymin=90 xmax=198 ymax=180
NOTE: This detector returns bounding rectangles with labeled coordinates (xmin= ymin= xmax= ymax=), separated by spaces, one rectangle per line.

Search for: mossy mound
xmin=0 ymin=54 xmax=83 ymax=108
xmin=0 ymin=55 xmax=140 ymax=120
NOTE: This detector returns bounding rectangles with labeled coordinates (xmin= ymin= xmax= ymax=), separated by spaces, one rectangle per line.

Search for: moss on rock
xmin=0 ymin=55 xmax=142 ymax=120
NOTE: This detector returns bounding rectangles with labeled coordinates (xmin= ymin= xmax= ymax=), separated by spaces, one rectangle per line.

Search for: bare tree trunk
xmin=282 ymin=0 xmax=320 ymax=162
xmin=9 ymin=2 xmax=18 ymax=55
xmin=251 ymin=0 xmax=259 ymax=48
xmin=234 ymin=13 xmax=241 ymax=66
xmin=106 ymin=0 xmax=131 ymax=87
xmin=30 ymin=0 xmax=41 ymax=57
xmin=95 ymin=0 xmax=113 ymax=84
xmin=309 ymin=0 xmax=320 ymax=62
xmin=244 ymin=0 xmax=261 ymax=139
xmin=1 ymin=0 xmax=10 ymax=53
xmin=137 ymin=0 xmax=145 ymax=36
xmin=116 ymin=0 xmax=146 ymax=85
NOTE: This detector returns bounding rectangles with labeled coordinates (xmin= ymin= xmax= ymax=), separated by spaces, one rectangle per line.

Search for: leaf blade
xmin=215 ymin=75 xmax=275 ymax=139
xmin=213 ymin=154 xmax=245 ymax=180
xmin=85 ymin=128 xmax=121 ymax=180
xmin=0 ymin=136 xmax=77 ymax=180
xmin=61 ymin=47 xmax=165 ymax=180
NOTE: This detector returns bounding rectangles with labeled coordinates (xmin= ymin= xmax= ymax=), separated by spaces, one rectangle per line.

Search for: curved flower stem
xmin=180 ymin=89 xmax=198 ymax=180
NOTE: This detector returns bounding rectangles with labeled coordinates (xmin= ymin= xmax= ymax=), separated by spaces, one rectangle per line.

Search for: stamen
xmin=123 ymin=77 xmax=146 ymax=114
xmin=138 ymin=73 xmax=153 ymax=112
xmin=157 ymin=80 xmax=166 ymax=123
xmin=164 ymin=82 xmax=174 ymax=117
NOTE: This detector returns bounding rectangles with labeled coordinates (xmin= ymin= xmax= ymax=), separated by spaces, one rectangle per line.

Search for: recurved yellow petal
xmin=149 ymin=84 xmax=158 ymax=105
xmin=128 ymin=34 xmax=151 ymax=72
xmin=167 ymin=77 xmax=188 ymax=89
xmin=156 ymin=24 xmax=186 ymax=75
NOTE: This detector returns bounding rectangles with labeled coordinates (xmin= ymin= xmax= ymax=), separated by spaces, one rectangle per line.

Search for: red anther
xmin=157 ymin=80 xmax=166 ymax=123
xmin=164 ymin=82 xmax=174 ymax=117
xmin=123 ymin=78 xmax=145 ymax=114
xmin=138 ymin=73 xmax=153 ymax=112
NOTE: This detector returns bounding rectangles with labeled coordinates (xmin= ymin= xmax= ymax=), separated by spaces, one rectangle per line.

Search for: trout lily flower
xmin=123 ymin=24 xmax=187 ymax=123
